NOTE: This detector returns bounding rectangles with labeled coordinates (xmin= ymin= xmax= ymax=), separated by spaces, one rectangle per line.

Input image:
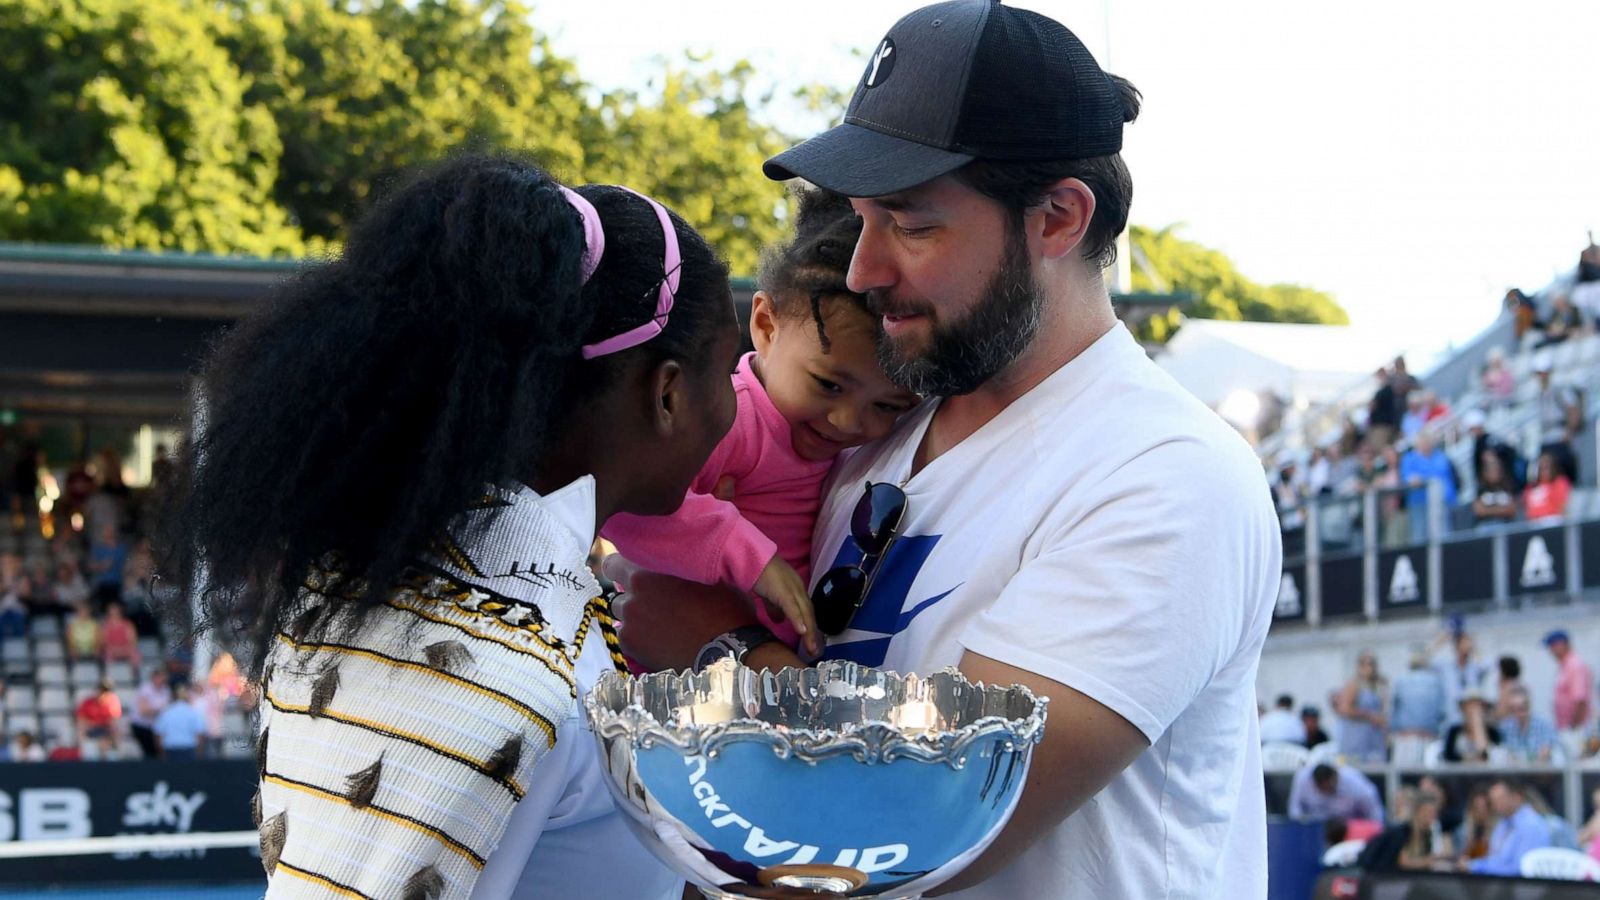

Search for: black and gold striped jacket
xmin=256 ymin=480 xmax=623 ymax=899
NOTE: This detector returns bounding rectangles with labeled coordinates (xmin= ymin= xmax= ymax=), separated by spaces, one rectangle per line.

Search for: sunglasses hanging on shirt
xmin=811 ymin=481 xmax=908 ymax=636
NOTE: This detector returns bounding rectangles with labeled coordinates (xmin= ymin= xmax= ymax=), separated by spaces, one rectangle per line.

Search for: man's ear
xmin=650 ymin=358 xmax=687 ymax=438
xmin=1036 ymin=177 xmax=1096 ymax=262
xmin=750 ymin=290 xmax=781 ymax=357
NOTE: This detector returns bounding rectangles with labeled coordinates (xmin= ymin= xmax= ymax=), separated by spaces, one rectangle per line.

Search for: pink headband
xmin=558 ymin=186 xmax=605 ymax=283
xmin=559 ymin=185 xmax=682 ymax=360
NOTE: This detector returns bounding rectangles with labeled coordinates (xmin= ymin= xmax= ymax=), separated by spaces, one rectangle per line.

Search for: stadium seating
xmin=1520 ymin=848 xmax=1600 ymax=881
xmin=1262 ymin=741 xmax=1311 ymax=772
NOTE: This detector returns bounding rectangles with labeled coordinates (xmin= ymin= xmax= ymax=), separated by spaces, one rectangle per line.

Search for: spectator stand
xmin=1273 ymin=473 xmax=1600 ymax=631
xmin=1267 ymin=759 xmax=1600 ymax=842
xmin=1520 ymin=847 xmax=1600 ymax=881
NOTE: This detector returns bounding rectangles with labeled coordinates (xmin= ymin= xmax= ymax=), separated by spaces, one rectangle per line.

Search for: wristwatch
xmin=694 ymin=625 xmax=779 ymax=671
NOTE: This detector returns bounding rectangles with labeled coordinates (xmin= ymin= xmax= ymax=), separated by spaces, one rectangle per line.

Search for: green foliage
xmin=1130 ymin=224 xmax=1348 ymax=342
xmin=584 ymin=58 xmax=788 ymax=277
xmin=0 ymin=0 xmax=791 ymax=270
xmin=0 ymin=0 xmax=302 ymax=254
xmin=216 ymin=0 xmax=593 ymax=242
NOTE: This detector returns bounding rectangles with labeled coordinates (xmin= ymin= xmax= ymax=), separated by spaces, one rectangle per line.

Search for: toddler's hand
xmin=753 ymin=557 xmax=821 ymax=657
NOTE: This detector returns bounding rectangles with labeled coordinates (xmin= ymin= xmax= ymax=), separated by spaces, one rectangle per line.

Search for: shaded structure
xmin=0 ymin=241 xmax=1185 ymax=423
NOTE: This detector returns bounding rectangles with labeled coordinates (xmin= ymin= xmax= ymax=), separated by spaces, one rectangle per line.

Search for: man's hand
xmin=752 ymin=556 xmax=821 ymax=657
xmin=928 ymin=651 xmax=1149 ymax=895
xmin=606 ymin=556 xmax=753 ymax=671
xmin=606 ymin=556 xmax=812 ymax=673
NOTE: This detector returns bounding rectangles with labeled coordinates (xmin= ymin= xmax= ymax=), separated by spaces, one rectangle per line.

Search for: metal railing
xmin=1273 ymin=482 xmax=1600 ymax=627
xmin=1266 ymin=761 xmax=1600 ymax=830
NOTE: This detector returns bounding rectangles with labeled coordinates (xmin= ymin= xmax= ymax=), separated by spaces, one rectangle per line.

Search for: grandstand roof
xmin=0 ymin=240 xmax=1190 ymax=422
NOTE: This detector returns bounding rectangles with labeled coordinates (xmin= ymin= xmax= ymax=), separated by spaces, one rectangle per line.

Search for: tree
xmin=0 ymin=0 xmax=794 ymax=271
xmin=1129 ymin=224 xmax=1347 ymax=342
xmin=217 ymin=0 xmax=594 ymax=243
xmin=583 ymin=57 xmax=789 ymax=277
xmin=0 ymin=0 xmax=302 ymax=254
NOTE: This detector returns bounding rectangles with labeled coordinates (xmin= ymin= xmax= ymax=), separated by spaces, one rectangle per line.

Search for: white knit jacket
xmin=256 ymin=484 xmax=619 ymax=899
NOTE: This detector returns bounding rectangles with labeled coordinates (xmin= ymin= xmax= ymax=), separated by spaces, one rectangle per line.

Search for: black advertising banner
xmin=1377 ymin=547 xmax=1428 ymax=614
xmin=1583 ymin=522 xmax=1600 ymax=589
xmin=0 ymin=760 xmax=259 ymax=885
xmin=1313 ymin=870 xmax=1600 ymax=899
xmin=1274 ymin=560 xmax=1308 ymax=623
xmin=1319 ymin=553 xmax=1365 ymax=619
xmin=1508 ymin=526 xmax=1565 ymax=595
xmin=1441 ymin=537 xmax=1496 ymax=606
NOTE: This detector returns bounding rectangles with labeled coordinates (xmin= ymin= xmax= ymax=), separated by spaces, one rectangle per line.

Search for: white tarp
xmin=1155 ymin=319 xmax=1416 ymax=408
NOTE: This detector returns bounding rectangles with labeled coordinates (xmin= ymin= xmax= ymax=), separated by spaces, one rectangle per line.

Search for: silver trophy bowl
xmin=583 ymin=659 xmax=1048 ymax=899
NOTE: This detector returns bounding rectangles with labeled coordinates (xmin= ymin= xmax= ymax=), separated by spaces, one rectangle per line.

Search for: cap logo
xmin=863 ymin=38 xmax=896 ymax=89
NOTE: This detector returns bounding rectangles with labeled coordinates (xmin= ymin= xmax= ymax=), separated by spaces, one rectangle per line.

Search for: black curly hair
xmin=158 ymin=153 xmax=731 ymax=671
xmin=756 ymin=187 xmax=869 ymax=353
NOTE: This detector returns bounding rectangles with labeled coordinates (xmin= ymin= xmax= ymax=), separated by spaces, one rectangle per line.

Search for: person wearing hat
xmin=1442 ymin=689 xmax=1503 ymax=763
xmin=1481 ymin=346 xmax=1515 ymax=404
xmin=1390 ymin=647 xmax=1447 ymax=766
xmin=1547 ymin=629 xmax=1594 ymax=761
xmin=1470 ymin=442 xmax=1520 ymax=527
xmin=1465 ymin=408 xmax=1524 ymax=499
xmin=1300 ymin=705 xmax=1331 ymax=749
xmin=1533 ymin=349 xmax=1582 ymax=482
xmin=615 ymin=2 xmax=1282 ymax=895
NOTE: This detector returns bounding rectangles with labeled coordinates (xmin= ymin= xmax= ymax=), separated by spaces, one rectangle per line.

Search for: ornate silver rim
xmin=583 ymin=660 xmax=1048 ymax=770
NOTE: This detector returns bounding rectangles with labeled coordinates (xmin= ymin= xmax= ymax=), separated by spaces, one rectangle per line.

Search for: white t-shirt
xmin=1259 ymin=709 xmax=1306 ymax=745
xmin=810 ymin=323 xmax=1281 ymax=899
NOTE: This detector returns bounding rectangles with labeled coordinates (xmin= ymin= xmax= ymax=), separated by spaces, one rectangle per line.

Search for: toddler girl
xmin=605 ymin=188 xmax=919 ymax=659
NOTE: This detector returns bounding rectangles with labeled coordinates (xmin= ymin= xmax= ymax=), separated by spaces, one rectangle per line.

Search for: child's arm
xmin=602 ymin=412 xmax=820 ymax=653
xmin=607 ymin=490 xmax=820 ymax=656
xmin=604 ymin=490 xmax=780 ymax=592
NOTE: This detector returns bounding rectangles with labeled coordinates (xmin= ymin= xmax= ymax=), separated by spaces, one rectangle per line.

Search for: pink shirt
xmin=604 ymin=353 xmax=833 ymax=645
xmin=102 ymin=618 xmax=140 ymax=665
xmin=1554 ymin=652 xmax=1593 ymax=730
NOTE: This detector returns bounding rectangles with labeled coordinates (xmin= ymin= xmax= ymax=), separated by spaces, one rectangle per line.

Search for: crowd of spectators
xmin=1308 ymin=773 xmax=1590 ymax=876
xmin=0 ymin=655 xmax=246 ymax=763
xmin=1267 ymin=628 xmax=1595 ymax=769
xmin=1273 ymin=347 xmax=1587 ymax=551
xmin=0 ymin=439 xmax=254 ymax=762
xmin=1268 ymin=625 xmax=1600 ymax=877
xmin=1271 ymin=243 xmax=1600 ymax=550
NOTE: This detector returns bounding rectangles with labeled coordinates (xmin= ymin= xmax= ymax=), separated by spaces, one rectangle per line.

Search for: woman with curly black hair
xmin=160 ymin=154 xmax=740 ymax=899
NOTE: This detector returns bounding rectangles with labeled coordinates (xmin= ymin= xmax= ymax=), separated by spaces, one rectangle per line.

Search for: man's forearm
xmin=744 ymin=642 xmax=807 ymax=673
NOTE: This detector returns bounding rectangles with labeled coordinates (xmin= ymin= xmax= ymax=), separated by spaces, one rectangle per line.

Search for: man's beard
xmin=871 ymin=231 xmax=1043 ymax=397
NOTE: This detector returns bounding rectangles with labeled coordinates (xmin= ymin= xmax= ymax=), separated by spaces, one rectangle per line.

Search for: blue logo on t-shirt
xmin=819 ymin=533 xmax=957 ymax=667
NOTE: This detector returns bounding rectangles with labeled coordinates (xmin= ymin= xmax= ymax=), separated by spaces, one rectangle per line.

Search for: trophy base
xmin=699 ymin=862 xmax=922 ymax=899
xmin=700 ymin=883 xmax=928 ymax=890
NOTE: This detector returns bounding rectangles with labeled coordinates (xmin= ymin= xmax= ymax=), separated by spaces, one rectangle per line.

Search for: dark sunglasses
xmin=811 ymin=481 xmax=908 ymax=636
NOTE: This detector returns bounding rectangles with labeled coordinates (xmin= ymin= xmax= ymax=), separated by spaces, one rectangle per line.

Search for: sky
xmin=533 ymin=0 xmax=1600 ymax=365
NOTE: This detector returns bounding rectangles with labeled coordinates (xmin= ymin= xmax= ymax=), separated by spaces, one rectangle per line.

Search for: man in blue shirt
xmin=1466 ymin=780 xmax=1551 ymax=875
xmin=1392 ymin=649 xmax=1446 ymax=734
xmin=1400 ymin=430 xmax=1458 ymax=544
xmin=152 ymin=682 xmax=206 ymax=761
xmin=1288 ymin=763 xmax=1385 ymax=824
xmin=1390 ymin=648 xmax=1448 ymax=765
xmin=1433 ymin=630 xmax=1492 ymax=728
xmin=1498 ymin=686 xmax=1561 ymax=764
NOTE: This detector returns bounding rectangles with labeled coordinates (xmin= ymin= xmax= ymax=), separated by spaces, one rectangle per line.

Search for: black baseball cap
xmin=764 ymin=0 xmax=1131 ymax=197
